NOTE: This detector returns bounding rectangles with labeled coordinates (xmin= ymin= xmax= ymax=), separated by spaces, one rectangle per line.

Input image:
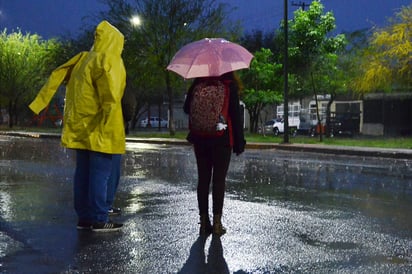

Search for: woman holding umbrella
xmin=184 ymin=71 xmax=246 ymax=236
xmin=168 ymin=38 xmax=252 ymax=236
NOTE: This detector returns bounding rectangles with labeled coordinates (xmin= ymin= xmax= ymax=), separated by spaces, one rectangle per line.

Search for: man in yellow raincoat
xmin=29 ymin=21 xmax=126 ymax=232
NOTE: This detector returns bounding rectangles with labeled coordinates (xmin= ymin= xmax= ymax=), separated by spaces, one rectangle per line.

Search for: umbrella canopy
xmin=166 ymin=38 xmax=254 ymax=79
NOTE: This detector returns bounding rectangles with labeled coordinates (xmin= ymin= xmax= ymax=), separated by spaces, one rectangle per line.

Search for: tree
xmin=240 ymin=30 xmax=278 ymax=54
xmin=0 ymin=30 xmax=62 ymax=127
xmin=98 ymin=0 xmax=240 ymax=135
xmin=287 ymin=1 xmax=346 ymax=140
xmin=289 ymin=1 xmax=345 ymax=91
xmin=240 ymin=48 xmax=283 ymax=133
xmin=352 ymin=4 xmax=412 ymax=93
xmin=338 ymin=29 xmax=370 ymax=88
xmin=288 ymin=1 xmax=345 ymax=91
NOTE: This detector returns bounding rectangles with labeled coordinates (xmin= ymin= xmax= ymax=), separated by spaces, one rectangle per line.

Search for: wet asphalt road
xmin=0 ymin=135 xmax=412 ymax=273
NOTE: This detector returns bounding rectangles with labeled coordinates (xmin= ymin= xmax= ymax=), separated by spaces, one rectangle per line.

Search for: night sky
xmin=0 ymin=0 xmax=410 ymax=39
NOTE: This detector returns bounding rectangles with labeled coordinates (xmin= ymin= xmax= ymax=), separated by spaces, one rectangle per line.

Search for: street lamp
xmin=130 ymin=15 xmax=142 ymax=27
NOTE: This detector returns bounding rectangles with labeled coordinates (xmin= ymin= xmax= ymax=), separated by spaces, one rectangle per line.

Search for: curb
xmin=270 ymin=143 xmax=412 ymax=159
xmin=1 ymin=131 xmax=411 ymax=160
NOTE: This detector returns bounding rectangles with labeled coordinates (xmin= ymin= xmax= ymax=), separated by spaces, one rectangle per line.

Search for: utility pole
xmin=282 ymin=0 xmax=310 ymax=144
xmin=291 ymin=1 xmax=310 ymax=10
xmin=283 ymin=0 xmax=289 ymax=144
xmin=283 ymin=0 xmax=310 ymax=144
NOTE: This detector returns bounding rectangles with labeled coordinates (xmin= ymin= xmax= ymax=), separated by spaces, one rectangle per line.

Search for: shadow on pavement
xmin=178 ymin=235 xmax=229 ymax=274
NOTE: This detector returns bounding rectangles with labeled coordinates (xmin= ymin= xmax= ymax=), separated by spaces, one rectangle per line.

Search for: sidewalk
xmin=1 ymin=130 xmax=412 ymax=159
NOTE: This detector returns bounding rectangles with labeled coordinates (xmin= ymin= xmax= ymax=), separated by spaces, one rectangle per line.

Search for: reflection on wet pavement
xmin=0 ymin=136 xmax=411 ymax=273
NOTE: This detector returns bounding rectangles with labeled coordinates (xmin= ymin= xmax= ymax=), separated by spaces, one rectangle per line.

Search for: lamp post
xmin=130 ymin=15 xmax=142 ymax=27
xmin=283 ymin=0 xmax=289 ymax=143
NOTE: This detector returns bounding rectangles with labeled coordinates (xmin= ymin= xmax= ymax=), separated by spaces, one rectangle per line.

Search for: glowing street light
xmin=130 ymin=15 xmax=142 ymax=27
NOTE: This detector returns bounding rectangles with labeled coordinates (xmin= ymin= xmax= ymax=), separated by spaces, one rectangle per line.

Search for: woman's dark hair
xmin=220 ymin=72 xmax=243 ymax=95
xmin=193 ymin=71 xmax=244 ymax=95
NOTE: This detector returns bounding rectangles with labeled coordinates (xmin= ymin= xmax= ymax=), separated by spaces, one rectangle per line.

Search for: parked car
xmin=272 ymin=118 xmax=299 ymax=136
xmin=258 ymin=119 xmax=277 ymax=134
xmin=140 ymin=117 xmax=168 ymax=128
xmin=329 ymin=113 xmax=356 ymax=137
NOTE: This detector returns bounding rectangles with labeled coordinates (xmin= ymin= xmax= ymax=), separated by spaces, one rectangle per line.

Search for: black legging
xmin=194 ymin=144 xmax=232 ymax=216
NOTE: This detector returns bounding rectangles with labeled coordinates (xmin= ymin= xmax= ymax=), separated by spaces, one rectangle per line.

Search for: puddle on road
xmin=1 ymin=136 xmax=412 ymax=272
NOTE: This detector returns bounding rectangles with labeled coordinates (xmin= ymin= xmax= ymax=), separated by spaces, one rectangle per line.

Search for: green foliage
xmin=337 ymin=29 xmax=369 ymax=95
xmin=288 ymin=0 xmax=346 ymax=98
xmin=240 ymin=48 xmax=283 ymax=132
xmin=352 ymin=4 xmax=412 ymax=93
xmin=0 ymin=29 xmax=62 ymax=127
xmin=311 ymin=53 xmax=347 ymax=95
xmin=244 ymin=133 xmax=412 ymax=149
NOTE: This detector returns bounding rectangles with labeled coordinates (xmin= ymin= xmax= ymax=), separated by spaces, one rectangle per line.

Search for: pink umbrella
xmin=166 ymin=38 xmax=254 ymax=79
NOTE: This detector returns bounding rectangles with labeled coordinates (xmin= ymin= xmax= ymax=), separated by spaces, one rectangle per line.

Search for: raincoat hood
xmin=92 ymin=20 xmax=124 ymax=56
xmin=29 ymin=20 xmax=127 ymax=154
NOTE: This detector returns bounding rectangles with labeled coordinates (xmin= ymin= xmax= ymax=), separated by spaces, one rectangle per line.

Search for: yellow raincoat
xmin=29 ymin=21 xmax=126 ymax=154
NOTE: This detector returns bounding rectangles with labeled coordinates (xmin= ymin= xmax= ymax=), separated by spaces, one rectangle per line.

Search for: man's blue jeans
xmin=107 ymin=154 xmax=121 ymax=209
xmin=74 ymin=150 xmax=113 ymax=223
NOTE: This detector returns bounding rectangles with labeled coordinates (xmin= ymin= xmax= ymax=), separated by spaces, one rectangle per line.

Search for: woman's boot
xmin=213 ymin=214 xmax=226 ymax=236
xmin=199 ymin=214 xmax=212 ymax=235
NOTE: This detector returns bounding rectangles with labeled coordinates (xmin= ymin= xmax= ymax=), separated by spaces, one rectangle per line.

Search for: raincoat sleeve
xmin=29 ymin=52 xmax=88 ymax=115
xmin=93 ymin=56 xmax=126 ymax=124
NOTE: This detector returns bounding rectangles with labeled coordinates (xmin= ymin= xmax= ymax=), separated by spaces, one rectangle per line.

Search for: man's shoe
xmin=77 ymin=221 xmax=92 ymax=230
xmin=92 ymin=221 xmax=123 ymax=232
xmin=108 ymin=207 xmax=121 ymax=216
